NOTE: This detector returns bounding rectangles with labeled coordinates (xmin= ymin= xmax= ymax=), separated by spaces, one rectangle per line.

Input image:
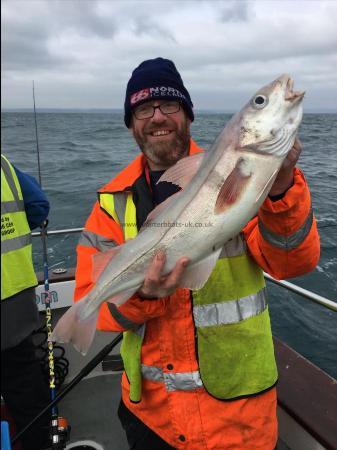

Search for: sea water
xmin=1 ymin=111 xmax=336 ymax=378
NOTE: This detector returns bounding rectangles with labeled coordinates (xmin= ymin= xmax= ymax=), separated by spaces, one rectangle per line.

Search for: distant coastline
xmin=2 ymin=108 xmax=337 ymax=114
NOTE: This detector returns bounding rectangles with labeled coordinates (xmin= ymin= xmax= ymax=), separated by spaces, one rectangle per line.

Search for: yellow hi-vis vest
xmin=1 ymin=155 xmax=37 ymax=300
xmin=99 ymin=192 xmax=278 ymax=401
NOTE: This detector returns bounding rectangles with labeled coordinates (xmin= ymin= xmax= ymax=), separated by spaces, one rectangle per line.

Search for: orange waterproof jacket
xmin=74 ymin=139 xmax=320 ymax=449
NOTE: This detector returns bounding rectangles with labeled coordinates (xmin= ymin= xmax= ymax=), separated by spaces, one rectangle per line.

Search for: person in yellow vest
xmin=1 ymin=154 xmax=51 ymax=450
xmin=75 ymin=59 xmax=320 ymax=449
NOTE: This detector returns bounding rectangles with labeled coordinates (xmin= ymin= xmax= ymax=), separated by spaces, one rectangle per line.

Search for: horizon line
xmin=2 ymin=107 xmax=337 ymax=114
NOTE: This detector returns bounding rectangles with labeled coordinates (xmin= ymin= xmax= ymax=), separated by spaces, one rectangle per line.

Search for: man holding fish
xmin=55 ymin=58 xmax=320 ymax=449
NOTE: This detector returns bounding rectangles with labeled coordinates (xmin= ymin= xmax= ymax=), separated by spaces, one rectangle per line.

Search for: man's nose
xmin=151 ymin=106 xmax=167 ymax=122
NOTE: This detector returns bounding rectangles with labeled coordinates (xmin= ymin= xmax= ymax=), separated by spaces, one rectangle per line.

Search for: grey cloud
xmin=1 ymin=0 xmax=116 ymax=73
xmin=49 ymin=0 xmax=116 ymax=39
xmin=1 ymin=0 xmax=336 ymax=111
xmin=170 ymin=29 xmax=337 ymax=73
xmin=1 ymin=21 xmax=72 ymax=72
xmin=220 ymin=0 xmax=250 ymax=22
xmin=133 ymin=17 xmax=176 ymax=42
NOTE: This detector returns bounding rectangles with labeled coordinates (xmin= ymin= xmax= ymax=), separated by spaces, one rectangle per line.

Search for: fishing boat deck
xmin=59 ymin=371 xmax=128 ymax=449
xmin=54 ymin=328 xmax=336 ymax=450
xmin=34 ymin=270 xmax=337 ymax=450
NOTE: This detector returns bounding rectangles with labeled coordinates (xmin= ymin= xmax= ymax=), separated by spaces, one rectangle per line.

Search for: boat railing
xmin=32 ymin=227 xmax=84 ymax=237
xmin=263 ymin=272 xmax=336 ymax=312
xmin=32 ymin=227 xmax=337 ymax=312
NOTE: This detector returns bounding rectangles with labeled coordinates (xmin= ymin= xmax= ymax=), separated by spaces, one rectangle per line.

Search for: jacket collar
xmin=99 ymin=138 xmax=203 ymax=193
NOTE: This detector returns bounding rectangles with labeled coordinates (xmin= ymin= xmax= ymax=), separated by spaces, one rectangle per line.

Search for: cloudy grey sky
xmin=2 ymin=0 xmax=337 ymax=112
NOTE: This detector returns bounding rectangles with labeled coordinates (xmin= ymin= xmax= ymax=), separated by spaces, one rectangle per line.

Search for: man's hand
xmin=138 ymin=251 xmax=189 ymax=299
xmin=269 ymin=136 xmax=302 ymax=197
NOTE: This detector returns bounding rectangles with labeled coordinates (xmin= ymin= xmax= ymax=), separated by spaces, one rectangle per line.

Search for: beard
xmin=133 ymin=118 xmax=191 ymax=168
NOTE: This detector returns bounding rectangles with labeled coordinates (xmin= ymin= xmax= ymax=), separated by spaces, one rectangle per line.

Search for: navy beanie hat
xmin=124 ymin=57 xmax=194 ymax=127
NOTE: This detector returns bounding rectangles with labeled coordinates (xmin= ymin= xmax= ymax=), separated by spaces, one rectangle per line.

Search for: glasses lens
xmin=160 ymin=102 xmax=180 ymax=114
xmin=134 ymin=104 xmax=154 ymax=119
xmin=133 ymin=101 xmax=181 ymax=120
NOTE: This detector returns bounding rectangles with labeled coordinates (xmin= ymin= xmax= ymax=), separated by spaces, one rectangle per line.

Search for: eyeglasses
xmin=133 ymin=101 xmax=181 ymax=120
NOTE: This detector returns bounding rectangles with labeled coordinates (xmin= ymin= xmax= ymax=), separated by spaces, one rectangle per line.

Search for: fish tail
xmin=50 ymin=300 xmax=98 ymax=355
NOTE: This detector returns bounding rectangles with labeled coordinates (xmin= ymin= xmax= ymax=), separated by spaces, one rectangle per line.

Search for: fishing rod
xmin=12 ymin=82 xmax=70 ymax=449
xmin=11 ymin=333 xmax=123 ymax=446
xmin=32 ymin=80 xmax=70 ymax=448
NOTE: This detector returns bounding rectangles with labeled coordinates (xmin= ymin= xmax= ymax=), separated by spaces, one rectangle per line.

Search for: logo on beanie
xmin=130 ymin=89 xmax=151 ymax=105
xmin=130 ymin=86 xmax=187 ymax=106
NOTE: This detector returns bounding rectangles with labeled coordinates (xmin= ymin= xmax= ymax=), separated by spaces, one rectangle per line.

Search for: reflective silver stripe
xmin=78 ymin=230 xmax=118 ymax=251
xmin=193 ymin=288 xmax=267 ymax=328
xmin=134 ymin=323 xmax=146 ymax=339
xmin=141 ymin=365 xmax=203 ymax=391
xmin=164 ymin=371 xmax=203 ymax=392
xmin=219 ymin=233 xmax=246 ymax=258
xmin=141 ymin=365 xmax=164 ymax=383
xmin=107 ymin=303 xmax=141 ymax=329
xmin=1 ymin=156 xmax=20 ymax=202
xmin=1 ymin=233 xmax=32 ymax=254
xmin=100 ymin=192 xmax=129 ymax=239
xmin=1 ymin=199 xmax=24 ymax=214
xmin=258 ymin=208 xmax=313 ymax=250
xmin=113 ymin=192 xmax=131 ymax=241
xmin=113 ymin=193 xmax=127 ymax=225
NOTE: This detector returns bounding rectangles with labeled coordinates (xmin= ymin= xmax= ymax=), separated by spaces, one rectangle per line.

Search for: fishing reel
xmin=49 ymin=416 xmax=71 ymax=449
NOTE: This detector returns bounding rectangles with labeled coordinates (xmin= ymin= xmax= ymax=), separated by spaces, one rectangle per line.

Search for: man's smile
xmin=148 ymin=129 xmax=174 ymax=138
xmin=151 ymin=130 xmax=171 ymax=136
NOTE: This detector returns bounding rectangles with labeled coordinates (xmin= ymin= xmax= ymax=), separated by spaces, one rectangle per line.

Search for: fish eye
xmin=251 ymin=95 xmax=268 ymax=109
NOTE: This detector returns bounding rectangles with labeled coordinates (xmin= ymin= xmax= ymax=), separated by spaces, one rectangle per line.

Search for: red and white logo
xmin=130 ymin=89 xmax=150 ymax=105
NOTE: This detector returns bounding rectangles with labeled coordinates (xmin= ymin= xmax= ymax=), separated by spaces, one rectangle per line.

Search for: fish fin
xmin=157 ymin=153 xmax=205 ymax=188
xmin=179 ymin=247 xmax=222 ymax=290
xmin=106 ymin=286 xmax=140 ymax=306
xmin=92 ymin=246 xmax=121 ymax=283
xmin=140 ymin=191 xmax=182 ymax=230
xmin=50 ymin=300 xmax=98 ymax=355
xmin=255 ymin=168 xmax=279 ymax=203
xmin=215 ymin=158 xmax=251 ymax=214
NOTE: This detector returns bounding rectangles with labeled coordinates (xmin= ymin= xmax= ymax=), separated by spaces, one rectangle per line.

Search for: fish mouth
xmin=285 ymin=76 xmax=305 ymax=102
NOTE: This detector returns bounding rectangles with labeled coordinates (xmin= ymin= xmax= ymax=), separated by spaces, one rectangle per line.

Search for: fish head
xmin=237 ymin=74 xmax=305 ymax=157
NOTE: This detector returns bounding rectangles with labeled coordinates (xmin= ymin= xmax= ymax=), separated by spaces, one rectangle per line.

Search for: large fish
xmin=52 ymin=74 xmax=304 ymax=354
